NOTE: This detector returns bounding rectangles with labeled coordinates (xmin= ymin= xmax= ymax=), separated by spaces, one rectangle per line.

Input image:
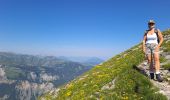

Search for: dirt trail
xmin=137 ymin=60 xmax=170 ymax=100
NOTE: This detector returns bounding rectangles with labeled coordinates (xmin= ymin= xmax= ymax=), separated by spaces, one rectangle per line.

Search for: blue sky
xmin=0 ymin=0 xmax=170 ymax=59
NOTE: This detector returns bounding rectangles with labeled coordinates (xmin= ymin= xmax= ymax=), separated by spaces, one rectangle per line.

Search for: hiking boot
xmin=156 ymin=74 xmax=163 ymax=82
xmin=150 ymin=73 xmax=154 ymax=79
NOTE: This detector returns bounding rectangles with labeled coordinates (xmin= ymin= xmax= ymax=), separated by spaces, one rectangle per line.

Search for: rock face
xmin=15 ymin=81 xmax=54 ymax=100
xmin=0 ymin=53 xmax=95 ymax=100
xmin=0 ymin=66 xmax=7 ymax=80
xmin=0 ymin=65 xmax=15 ymax=84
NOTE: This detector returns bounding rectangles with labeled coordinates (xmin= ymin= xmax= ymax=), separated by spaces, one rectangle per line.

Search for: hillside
xmin=39 ymin=29 xmax=170 ymax=100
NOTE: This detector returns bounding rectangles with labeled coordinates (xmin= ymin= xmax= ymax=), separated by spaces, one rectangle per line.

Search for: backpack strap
xmin=154 ymin=28 xmax=158 ymax=36
xmin=144 ymin=30 xmax=149 ymax=36
xmin=144 ymin=30 xmax=149 ymax=42
xmin=154 ymin=28 xmax=160 ymax=43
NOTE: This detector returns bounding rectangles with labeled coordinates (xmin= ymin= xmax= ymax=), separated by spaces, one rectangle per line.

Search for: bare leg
xmin=154 ymin=52 xmax=160 ymax=74
xmin=154 ymin=52 xmax=163 ymax=82
xmin=147 ymin=54 xmax=154 ymax=73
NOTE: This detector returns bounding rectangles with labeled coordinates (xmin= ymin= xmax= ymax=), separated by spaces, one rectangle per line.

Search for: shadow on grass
xmin=133 ymin=65 xmax=148 ymax=77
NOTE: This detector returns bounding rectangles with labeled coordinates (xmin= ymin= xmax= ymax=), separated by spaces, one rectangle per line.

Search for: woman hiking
xmin=142 ymin=20 xmax=164 ymax=82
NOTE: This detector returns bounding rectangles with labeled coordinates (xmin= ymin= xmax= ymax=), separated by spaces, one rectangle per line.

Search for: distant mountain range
xmin=58 ymin=56 xmax=104 ymax=66
xmin=0 ymin=52 xmax=103 ymax=100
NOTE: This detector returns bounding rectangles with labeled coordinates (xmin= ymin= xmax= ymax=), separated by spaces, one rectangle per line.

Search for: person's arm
xmin=157 ymin=29 xmax=164 ymax=48
xmin=142 ymin=33 xmax=147 ymax=52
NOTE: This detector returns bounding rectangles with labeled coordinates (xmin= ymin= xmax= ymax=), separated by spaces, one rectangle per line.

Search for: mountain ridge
xmin=0 ymin=52 xmax=97 ymax=100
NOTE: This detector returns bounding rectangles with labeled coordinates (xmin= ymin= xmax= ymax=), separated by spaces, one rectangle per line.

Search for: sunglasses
xmin=148 ymin=23 xmax=155 ymax=25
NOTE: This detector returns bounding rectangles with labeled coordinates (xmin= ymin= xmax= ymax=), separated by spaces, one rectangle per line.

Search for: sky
xmin=0 ymin=0 xmax=170 ymax=59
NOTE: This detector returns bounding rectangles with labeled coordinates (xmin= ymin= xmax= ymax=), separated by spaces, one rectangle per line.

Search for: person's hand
xmin=155 ymin=46 xmax=160 ymax=52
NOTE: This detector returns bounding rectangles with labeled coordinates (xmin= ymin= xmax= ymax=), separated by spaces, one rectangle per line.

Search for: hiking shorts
xmin=145 ymin=43 xmax=159 ymax=55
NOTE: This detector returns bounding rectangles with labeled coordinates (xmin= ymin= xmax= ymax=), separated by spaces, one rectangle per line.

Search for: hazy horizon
xmin=0 ymin=50 xmax=108 ymax=60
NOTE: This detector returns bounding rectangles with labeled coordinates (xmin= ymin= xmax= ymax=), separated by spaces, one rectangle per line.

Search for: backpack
xmin=144 ymin=28 xmax=160 ymax=44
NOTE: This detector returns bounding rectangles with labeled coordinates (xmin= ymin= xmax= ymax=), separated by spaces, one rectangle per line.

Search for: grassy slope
xmin=39 ymin=29 xmax=170 ymax=100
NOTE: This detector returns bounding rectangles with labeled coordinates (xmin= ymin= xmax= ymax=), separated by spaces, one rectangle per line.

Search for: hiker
xmin=142 ymin=20 xmax=164 ymax=82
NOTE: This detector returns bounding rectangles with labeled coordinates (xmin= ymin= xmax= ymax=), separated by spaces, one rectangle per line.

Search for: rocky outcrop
xmin=15 ymin=81 xmax=54 ymax=100
xmin=40 ymin=73 xmax=59 ymax=82
xmin=0 ymin=65 xmax=16 ymax=84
